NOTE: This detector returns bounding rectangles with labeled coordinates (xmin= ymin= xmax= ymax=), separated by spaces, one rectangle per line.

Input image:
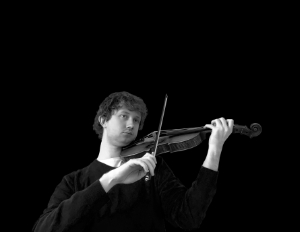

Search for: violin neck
xmin=165 ymin=127 xmax=208 ymax=136
xmin=165 ymin=123 xmax=262 ymax=139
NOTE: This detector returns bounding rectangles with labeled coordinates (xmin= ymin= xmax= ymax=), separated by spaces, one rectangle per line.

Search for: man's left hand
xmin=204 ymin=118 xmax=234 ymax=150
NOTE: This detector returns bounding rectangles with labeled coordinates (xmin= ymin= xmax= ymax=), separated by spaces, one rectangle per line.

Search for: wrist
xmin=203 ymin=146 xmax=222 ymax=171
xmin=208 ymin=145 xmax=223 ymax=156
xmin=100 ymin=171 xmax=118 ymax=193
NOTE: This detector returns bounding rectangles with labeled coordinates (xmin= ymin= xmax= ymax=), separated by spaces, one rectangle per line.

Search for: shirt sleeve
xmin=156 ymin=157 xmax=219 ymax=230
xmin=32 ymin=173 xmax=110 ymax=232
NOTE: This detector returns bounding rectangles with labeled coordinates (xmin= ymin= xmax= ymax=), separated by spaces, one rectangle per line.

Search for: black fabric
xmin=32 ymin=156 xmax=219 ymax=232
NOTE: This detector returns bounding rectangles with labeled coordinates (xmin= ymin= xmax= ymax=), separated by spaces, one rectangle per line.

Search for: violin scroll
xmin=233 ymin=123 xmax=262 ymax=138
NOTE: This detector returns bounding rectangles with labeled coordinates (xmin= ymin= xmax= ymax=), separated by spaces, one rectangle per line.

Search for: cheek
xmin=134 ymin=128 xmax=139 ymax=138
xmin=106 ymin=122 xmax=120 ymax=135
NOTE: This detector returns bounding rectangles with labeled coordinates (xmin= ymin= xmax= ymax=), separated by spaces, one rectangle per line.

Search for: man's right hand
xmin=111 ymin=153 xmax=157 ymax=185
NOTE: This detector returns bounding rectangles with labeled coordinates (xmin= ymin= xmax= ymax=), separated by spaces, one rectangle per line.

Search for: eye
xmin=121 ymin=114 xmax=127 ymax=119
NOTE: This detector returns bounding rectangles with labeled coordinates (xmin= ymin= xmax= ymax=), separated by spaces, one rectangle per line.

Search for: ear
xmin=98 ymin=116 xmax=107 ymax=128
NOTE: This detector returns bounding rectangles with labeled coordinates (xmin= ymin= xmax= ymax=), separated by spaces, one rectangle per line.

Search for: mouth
xmin=123 ymin=132 xmax=133 ymax=135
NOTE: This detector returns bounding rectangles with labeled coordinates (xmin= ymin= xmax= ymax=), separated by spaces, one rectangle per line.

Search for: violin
xmin=121 ymin=123 xmax=262 ymax=162
xmin=120 ymin=94 xmax=262 ymax=180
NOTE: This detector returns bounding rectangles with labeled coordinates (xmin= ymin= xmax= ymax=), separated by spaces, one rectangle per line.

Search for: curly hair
xmin=93 ymin=91 xmax=148 ymax=140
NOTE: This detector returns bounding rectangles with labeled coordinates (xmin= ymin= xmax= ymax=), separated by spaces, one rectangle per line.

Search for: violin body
xmin=121 ymin=132 xmax=203 ymax=162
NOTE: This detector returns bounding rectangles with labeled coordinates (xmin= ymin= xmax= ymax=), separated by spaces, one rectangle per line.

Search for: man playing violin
xmin=32 ymin=91 xmax=234 ymax=232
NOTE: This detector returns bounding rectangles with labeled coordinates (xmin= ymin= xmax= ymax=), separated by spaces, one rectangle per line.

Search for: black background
xmin=11 ymin=7 xmax=273 ymax=231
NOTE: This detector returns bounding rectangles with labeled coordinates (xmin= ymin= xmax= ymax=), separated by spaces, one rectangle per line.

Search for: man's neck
xmin=97 ymin=138 xmax=122 ymax=161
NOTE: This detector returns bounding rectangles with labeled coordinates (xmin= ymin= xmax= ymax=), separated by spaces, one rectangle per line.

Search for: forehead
xmin=115 ymin=107 xmax=141 ymax=118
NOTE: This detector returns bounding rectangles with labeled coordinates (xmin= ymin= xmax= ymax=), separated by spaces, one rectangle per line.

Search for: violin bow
xmin=145 ymin=94 xmax=168 ymax=181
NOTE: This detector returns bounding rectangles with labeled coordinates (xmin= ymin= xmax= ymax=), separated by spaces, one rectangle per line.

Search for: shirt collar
xmin=97 ymin=156 xmax=125 ymax=168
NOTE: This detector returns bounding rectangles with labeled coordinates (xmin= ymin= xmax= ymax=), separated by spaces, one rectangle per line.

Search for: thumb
xmin=204 ymin=124 xmax=213 ymax=129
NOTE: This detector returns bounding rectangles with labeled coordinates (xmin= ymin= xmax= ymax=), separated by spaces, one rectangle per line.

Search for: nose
xmin=126 ymin=118 xmax=134 ymax=130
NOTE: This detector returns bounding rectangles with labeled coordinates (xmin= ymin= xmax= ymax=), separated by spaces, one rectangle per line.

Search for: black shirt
xmin=33 ymin=156 xmax=218 ymax=232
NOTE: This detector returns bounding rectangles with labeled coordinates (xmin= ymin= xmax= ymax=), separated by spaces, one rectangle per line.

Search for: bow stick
xmin=145 ymin=94 xmax=168 ymax=181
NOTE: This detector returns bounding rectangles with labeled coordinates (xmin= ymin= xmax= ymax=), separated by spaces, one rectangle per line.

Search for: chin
xmin=122 ymin=137 xmax=135 ymax=146
xmin=125 ymin=139 xmax=135 ymax=146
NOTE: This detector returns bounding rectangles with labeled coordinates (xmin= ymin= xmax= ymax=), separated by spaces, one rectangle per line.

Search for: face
xmin=101 ymin=106 xmax=141 ymax=147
